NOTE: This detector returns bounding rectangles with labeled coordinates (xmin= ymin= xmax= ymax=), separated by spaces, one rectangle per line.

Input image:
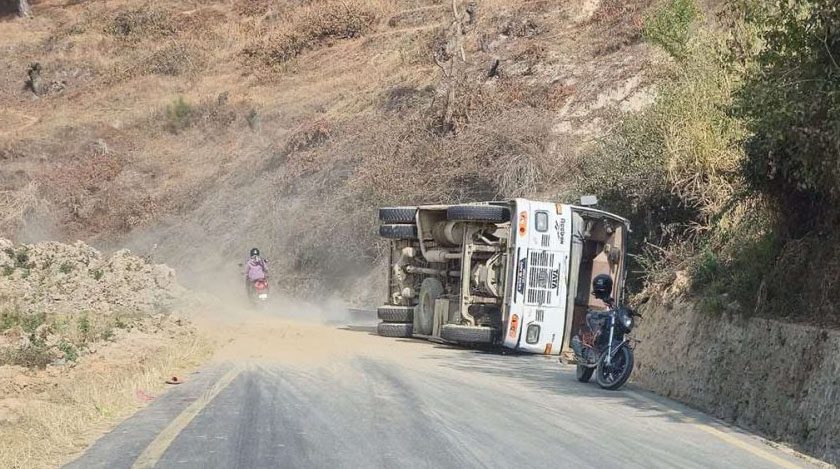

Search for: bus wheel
xmin=377 ymin=322 xmax=414 ymax=338
xmin=415 ymin=278 xmax=443 ymax=335
xmin=377 ymin=306 xmax=414 ymax=323
xmin=440 ymin=324 xmax=495 ymax=344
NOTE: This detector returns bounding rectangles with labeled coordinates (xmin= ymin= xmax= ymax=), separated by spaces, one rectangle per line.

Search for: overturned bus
xmin=375 ymin=199 xmax=630 ymax=356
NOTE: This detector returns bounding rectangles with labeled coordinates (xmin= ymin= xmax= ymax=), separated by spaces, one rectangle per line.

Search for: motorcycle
xmin=571 ymin=279 xmax=641 ymax=391
xmin=251 ymin=278 xmax=269 ymax=308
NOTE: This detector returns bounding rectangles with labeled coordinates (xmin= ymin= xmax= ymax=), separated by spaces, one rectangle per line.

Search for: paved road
xmin=66 ymin=320 xmax=822 ymax=469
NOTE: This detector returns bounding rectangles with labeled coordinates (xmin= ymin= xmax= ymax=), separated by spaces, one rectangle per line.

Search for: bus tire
xmin=378 ymin=207 xmax=417 ymax=224
xmin=446 ymin=205 xmax=510 ymax=223
xmin=377 ymin=306 xmax=414 ymax=323
xmin=415 ymin=278 xmax=443 ymax=335
xmin=377 ymin=322 xmax=414 ymax=338
xmin=440 ymin=324 xmax=495 ymax=344
xmin=379 ymin=224 xmax=418 ymax=240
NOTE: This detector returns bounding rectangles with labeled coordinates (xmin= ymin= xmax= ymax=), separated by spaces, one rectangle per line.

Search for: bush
xmin=576 ymin=0 xmax=763 ymax=296
xmin=165 ymin=96 xmax=193 ymax=133
xmin=576 ymin=26 xmax=746 ymax=290
xmin=14 ymin=249 xmax=30 ymax=268
xmin=0 ymin=309 xmax=22 ymax=331
xmin=77 ymin=313 xmax=91 ymax=341
xmin=107 ymin=8 xmax=175 ymax=40
xmin=58 ymin=340 xmax=79 ymax=362
xmin=245 ymin=0 xmax=380 ymax=66
xmin=21 ymin=312 xmax=46 ymax=333
xmin=146 ymin=43 xmax=196 ymax=76
xmin=643 ymin=0 xmax=699 ymax=61
xmin=735 ymin=0 xmax=840 ymax=213
xmin=0 ymin=342 xmax=54 ymax=368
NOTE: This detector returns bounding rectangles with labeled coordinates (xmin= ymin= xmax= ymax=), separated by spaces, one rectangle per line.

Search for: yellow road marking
xmin=626 ymin=390 xmax=805 ymax=469
xmin=131 ymin=366 xmax=242 ymax=469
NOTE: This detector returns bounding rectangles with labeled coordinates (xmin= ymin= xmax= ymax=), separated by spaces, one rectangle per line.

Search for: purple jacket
xmin=245 ymin=258 xmax=268 ymax=281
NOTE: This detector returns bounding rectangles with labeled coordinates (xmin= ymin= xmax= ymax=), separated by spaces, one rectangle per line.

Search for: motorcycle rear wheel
xmin=595 ymin=346 xmax=634 ymax=390
xmin=576 ymin=364 xmax=594 ymax=383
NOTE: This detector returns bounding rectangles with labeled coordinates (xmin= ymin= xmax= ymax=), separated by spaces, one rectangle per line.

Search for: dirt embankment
xmin=633 ymin=288 xmax=840 ymax=465
xmin=0 ymin=239 xmax=211 ymax=469
xmin=0 ymin=238 xmax=186 ymax=366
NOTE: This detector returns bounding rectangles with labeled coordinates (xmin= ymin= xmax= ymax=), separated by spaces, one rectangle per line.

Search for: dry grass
xmin=0 ymin=330 xmax=212 ymax=469
xmin=589 ymin=0 xmax=649 ymax=55
xmin=0 ymin=183 xmax=40 ymax=236
xmin=244 ymin=0 xmax=394 ymax=67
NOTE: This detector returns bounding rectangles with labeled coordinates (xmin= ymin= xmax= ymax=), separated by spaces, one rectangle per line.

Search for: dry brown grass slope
xmin=0 ymin=0 xmax=660 ymax=303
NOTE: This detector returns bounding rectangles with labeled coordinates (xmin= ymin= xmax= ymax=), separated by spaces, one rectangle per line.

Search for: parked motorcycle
xmin=571 ymin=274 xmax=641 ymax=391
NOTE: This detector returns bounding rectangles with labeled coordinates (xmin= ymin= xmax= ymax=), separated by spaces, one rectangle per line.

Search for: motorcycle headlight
xmin=619 ymin=309 xmax=633 ymax=332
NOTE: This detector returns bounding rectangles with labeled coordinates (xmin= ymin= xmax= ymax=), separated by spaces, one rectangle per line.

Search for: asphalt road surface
xmin=66 ymin=317 xmax=823 ymax=469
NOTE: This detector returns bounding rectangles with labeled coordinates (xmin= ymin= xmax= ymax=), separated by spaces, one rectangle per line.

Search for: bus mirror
xmin=580 ymin=195 xmax=598 ymax=206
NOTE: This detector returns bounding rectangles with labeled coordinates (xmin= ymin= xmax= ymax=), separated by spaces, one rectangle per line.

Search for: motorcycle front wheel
xmin=595 ymin=346 xmax=634 ymax=390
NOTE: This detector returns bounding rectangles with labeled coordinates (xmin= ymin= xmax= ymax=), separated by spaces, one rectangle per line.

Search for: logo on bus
xmin=549 ymin=269 xmax=560 ymax=290
xmin=555 ymin=217 xmax=566 ymax=245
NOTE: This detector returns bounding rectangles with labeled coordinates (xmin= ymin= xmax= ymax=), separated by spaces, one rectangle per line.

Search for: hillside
xmin=5 ymin=0 xmax=840 ymax=464
xmin=1 ymin=0 xmax=658 ymax=301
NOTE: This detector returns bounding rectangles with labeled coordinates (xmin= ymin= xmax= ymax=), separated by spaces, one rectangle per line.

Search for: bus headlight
xmin=526 ymin=324 xmax=540 ymax=344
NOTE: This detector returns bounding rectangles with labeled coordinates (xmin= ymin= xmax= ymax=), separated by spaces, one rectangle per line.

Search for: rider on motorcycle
xmin=244 ymin=248 xmax=268 ymax=299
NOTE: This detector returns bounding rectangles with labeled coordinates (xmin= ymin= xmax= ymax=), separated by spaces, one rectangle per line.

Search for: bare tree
xmin=18 ymin=0 xmax=32 ymax=17
xmin=433 ymin=0 xmax=477 ymax=133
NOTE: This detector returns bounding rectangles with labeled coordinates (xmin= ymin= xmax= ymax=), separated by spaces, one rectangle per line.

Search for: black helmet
xmin=592 ymin=274 xmax=613 ymax=301
xmin=250 ymin=247 xmax=260 ymax=257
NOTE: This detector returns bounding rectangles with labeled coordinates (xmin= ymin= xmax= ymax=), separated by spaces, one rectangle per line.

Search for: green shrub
xmin=58 ymin=340 xmax=79 ymax=362
xmin=21 ymin=312 xmax=46 ymax=333
xmin=59 ymin=262 xmax=74 ymax=274
xmin=90 ymin=268 xmax=104 ymax=280
xmin=0 ymin=343 xmax=54 ymax=368
xmin=576 ymin=22 xmax=747 ymax=292
xmin=77 ymin=313 xmax=92 ymax=341
xmin=735 ymin=0 xmax=840 ymax=214
xmin=691 ymin=247 xmax=720 ymax=287
xmin=0 ymin=309 xmax=22 ymax=331
xmin=14 ymin=250 xmax=29 ymax=268
xmin=165 ymin=96 xmax=193 ymax=133
xmin=643 ymin=0 xmax=699 ymax=61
